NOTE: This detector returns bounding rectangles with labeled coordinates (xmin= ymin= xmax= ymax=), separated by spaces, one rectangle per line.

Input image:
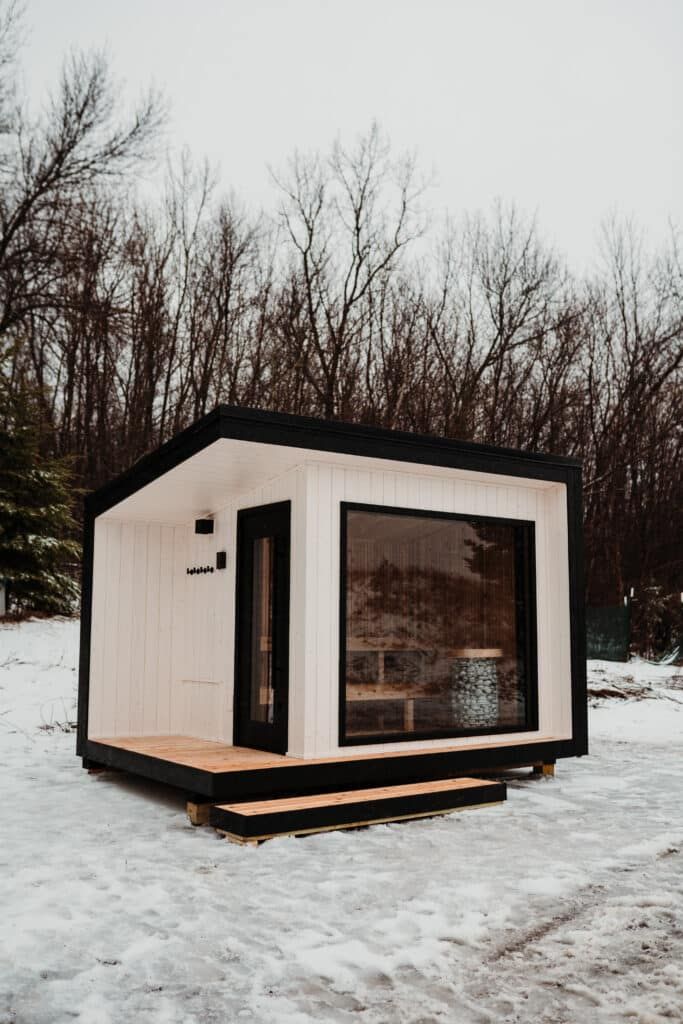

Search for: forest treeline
xmin=0 ymin=19 xmax=681 ymax=650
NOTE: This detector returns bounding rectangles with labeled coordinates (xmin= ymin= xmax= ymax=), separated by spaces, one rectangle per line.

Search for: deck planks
xmin=210 ymin=776 xmax=507 ymax=842
xmin=217 ymin=777 xmax=497 ymax=815
xmin=92 ymin=733 xmax=561 ymax=774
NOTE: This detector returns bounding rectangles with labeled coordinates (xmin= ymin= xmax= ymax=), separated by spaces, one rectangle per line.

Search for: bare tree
xmin=0 ymin=27 xmax=679 ymax=655
xmin=272 ymin=124 xmax=426 ymax=419
xmin=0 ymin=41 xmax=164 ymax=365
xmin=581 ymin=219 xmax=683 ymax=611
xmin=423 ymin=203 xmax=580 ymax=443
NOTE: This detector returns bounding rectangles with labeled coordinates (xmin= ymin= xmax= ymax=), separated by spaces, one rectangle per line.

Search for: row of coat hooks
xmin=186 ymin=552 xmax=227 ymax=574
xmin=189 ymin=521 xmax=227 ymax=575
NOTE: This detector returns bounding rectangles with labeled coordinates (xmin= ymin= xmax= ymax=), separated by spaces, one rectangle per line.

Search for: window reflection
xmin=342 ymin=508 xmax=535 ymax=742
xmin=250 ymin=536 xmax=275 ymax=724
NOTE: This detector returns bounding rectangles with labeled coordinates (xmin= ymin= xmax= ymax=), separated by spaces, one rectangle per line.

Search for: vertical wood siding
xmin=88 ymin=519 xmax=188 ymax=741
xmin=296 ymin=462 xmax=572 ymax=758
xmin=88 ymin=466 xmax=304 ymax=742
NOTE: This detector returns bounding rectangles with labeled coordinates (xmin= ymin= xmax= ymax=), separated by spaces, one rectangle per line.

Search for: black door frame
xmin=234 ymin=500 xmax=291 ymax=754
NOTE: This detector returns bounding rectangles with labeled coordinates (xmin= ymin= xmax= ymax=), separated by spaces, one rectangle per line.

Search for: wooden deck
xmin=92 ymin=733 xmax=560 ymax=773
xmin=92 ymin=735 xmax=296 ymax=773
xmin=85 ymin=733 xmax=559 ymax=803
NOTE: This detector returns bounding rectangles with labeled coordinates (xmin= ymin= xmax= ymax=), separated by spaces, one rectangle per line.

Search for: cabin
xmin=77 ymin=406 xmax=587 ymax=842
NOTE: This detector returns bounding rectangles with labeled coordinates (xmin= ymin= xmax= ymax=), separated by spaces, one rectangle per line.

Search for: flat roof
xmin=87 ymin=404 xmax=581 ymax=521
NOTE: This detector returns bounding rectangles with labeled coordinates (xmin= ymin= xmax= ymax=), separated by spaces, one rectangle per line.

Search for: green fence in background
xmin=586 ymin=606 xmax=630 ymax=662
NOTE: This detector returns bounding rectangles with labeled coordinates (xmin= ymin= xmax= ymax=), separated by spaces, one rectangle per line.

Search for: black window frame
xmin=338 ymin=501 xmax=539 ymax=746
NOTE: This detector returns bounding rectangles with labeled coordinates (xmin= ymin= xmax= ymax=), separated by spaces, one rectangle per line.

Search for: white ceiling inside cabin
xmin=100 ymin=437 xmax=555 ymax=525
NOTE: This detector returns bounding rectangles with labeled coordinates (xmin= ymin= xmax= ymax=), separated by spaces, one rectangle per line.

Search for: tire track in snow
xmin=474 ymin=841 xmax=683 ymax=1023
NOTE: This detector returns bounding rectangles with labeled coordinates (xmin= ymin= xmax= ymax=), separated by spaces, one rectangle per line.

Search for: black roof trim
xmin=86 ymin=404 xmax=582 ymax=517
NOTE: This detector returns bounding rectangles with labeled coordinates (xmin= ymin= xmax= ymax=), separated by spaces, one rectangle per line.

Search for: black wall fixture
xmin=216 ymin=551 xmax=227 ymax=570
xmin=195 ymin=519 xmax=214 ymax=535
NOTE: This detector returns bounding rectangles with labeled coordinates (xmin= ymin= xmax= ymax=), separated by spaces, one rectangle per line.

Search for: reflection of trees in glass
xmin=347 ymin=520 xmax=516 ymax=652
xmin=462 ymin=524 xmax=517 ymax=652
xmin=461 ymin=524 xmax=523 ymax=714
xmin=345 ymin=514 xmax=522 ymax=697
xmin=345 ymin=510 xmax=530 ymax=731
xmin=348 ymin=556 xmax=477 ymax=647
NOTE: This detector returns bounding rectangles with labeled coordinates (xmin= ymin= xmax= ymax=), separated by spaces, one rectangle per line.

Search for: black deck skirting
xmin=84 ymin=738 xmax=563 ymax=802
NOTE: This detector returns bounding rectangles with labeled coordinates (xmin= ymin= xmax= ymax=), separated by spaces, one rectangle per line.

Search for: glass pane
xmin=250 ymin=536 xmax=275 ymax=724
xmin=343 ymin=509 xmax=534 ymax=741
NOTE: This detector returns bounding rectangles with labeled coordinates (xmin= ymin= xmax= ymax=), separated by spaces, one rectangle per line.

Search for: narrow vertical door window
xmin=250 ymin=536 xmax=275 ymax=724
xmin=235 ymin=500 xmax=290 ymax=754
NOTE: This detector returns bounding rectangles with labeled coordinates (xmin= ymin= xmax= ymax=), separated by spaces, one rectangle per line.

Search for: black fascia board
xmin=85 ymin=404 xmax=581 ymax=519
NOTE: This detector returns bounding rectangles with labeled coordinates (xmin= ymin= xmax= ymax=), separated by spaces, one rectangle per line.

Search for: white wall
xmin=294 ymin=462 xmax=572 ymax=758
xmin=88 ymin=465 xmax=305 ymax=743
xmin=88 ymin=457 xmax=573 ymax=760
xmin=87 ymin=519 xmax=188 ymax=740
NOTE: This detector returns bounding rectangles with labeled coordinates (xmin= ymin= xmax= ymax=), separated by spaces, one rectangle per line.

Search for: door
xmin=234 ymin=501 xmax=291 ymax=753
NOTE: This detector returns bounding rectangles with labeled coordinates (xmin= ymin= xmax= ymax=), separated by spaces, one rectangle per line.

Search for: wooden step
xmin=210 ymin=776 xmax=506 ymax=844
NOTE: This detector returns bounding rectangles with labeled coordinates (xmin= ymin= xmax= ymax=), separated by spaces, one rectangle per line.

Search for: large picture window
xmin=340 ymin=504 xmax=537 ymax=744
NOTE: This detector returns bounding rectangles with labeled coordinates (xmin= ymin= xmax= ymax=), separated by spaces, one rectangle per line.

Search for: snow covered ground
xmin=1 ymin=619 xmax=682 ymax=1024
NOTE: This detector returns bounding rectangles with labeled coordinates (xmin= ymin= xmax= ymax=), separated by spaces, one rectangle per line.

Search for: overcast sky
xmin=22 ymin=0 xmax=683 ymax=270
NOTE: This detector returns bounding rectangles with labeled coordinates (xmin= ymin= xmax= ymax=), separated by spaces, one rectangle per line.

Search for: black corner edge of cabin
xmin=566 ymin=463 xmax=588 ymax=757
xmin=76 ymin=503 xmax=95 ymax=757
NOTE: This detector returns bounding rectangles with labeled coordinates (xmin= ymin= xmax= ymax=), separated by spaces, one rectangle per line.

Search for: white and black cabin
xmin=76 ymin=406 xmax=587 ymax=815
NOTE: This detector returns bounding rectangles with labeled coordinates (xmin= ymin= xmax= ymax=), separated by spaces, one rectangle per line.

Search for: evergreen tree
xmin=0 ymin=422 xmax=80 ymax=616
